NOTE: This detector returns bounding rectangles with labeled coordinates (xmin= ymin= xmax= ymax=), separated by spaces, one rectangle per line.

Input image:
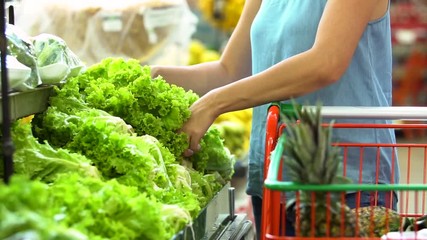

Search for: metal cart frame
xmin=261 ymin=104 xmax=427 ymax=240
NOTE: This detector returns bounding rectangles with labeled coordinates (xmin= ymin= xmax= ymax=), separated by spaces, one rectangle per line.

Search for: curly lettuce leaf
xmin=49 ymin=173 xmax=179 ymax=240
xmin=58 ymin=58 xmax=233 ymax=181
xmin=0 ymin=175 xmax=88 ymax=240
xmin=191 ymin=127 xmax=236 ymax=181
xmin=32 ymin=103 xmax=201 ymax=216
xmin=3 ymin=120 xmax=101 ymax=183
xmin=56 ymin=58 xmax=229 ymax=167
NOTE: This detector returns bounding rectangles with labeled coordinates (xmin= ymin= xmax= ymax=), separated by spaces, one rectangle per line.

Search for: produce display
xmin=0 ymin=172 xmax=191 ymax=240
xmin=0 ymin=57 xmax=235 ymax=239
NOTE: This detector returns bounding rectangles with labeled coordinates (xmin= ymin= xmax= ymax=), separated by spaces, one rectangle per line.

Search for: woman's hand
xmin=181 ymin=91 xmax=220 ymax=157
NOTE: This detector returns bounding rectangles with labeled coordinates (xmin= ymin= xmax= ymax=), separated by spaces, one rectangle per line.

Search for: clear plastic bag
xmin=16 ymin=0 xmax=198 ymax=66
xmin=32 ymin=33 xmax=85 ymax=84
xmin=0 ymin=55 xmax=31 ymax=90
xmin=5 ymin=24 xmax=41 ymax=91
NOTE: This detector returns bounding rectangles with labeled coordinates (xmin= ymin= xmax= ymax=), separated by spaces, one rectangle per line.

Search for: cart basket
xmin=261 ymin=103 xmax=427 ymax=240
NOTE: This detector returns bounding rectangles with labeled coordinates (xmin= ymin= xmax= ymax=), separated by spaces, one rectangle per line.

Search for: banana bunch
xmin=188 ymin=40 xmax=221 ymax=65
xmin=198 ymin=0 xmax=245 ymax=33
xmin=213 ymin=109 xmax=252 ymax=159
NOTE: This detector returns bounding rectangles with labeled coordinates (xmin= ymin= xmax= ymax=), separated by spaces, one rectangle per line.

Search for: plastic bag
xmin=32 ymin=33 xmax=85 ymax=84
xmin=0 ymin=55 xmax=31 ymax=90
xmin=33 ymin=34 xmax=69 ymax=67
xmin=5 ymin=24 xmax=41 ymax=91
xmin=16 ymin=0 xmax=198 ymax=66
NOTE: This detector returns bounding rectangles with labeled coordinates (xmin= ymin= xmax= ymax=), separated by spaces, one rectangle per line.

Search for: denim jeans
xmin=252 ymin=191 xmax=397 ymax=239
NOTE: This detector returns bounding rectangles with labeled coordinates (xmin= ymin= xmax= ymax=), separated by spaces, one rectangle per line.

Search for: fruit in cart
xmin=352 ymin=207 xmax=427 ymax=237
xmin=352 ymin=206 xmax=401 ymax=237
xmin=282 ymin=104 xmax=364 ymax=237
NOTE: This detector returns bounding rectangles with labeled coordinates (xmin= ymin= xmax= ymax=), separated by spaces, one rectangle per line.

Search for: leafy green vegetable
xmin=185 ymin=167 xmax=225 ymax=208
xmin=0 ymin=174 xmax=192 ymax=240
xmin=56 ymin=57 xmax=195 ymax=160
xmin=191 ymin=126 xmax=236 ymax=181
xmin=54 ymin=58 xmax=233 ymax=172
xmin=32 ymin=100 xmax=202 ymax=215
xmin=33 ymin=34 xmax=68 ymax=67
xmin=0 ymin=175 xmax=88 ymax=240
xmin=34 ymin=105 xmax=170 ymax=188
xmin=26 ymin=57 xmax=233 ymax=233
xmin=0 ymin=120 xmax=101 ymax=182
xmin=50 ymin=173 xmax=187 ymax=240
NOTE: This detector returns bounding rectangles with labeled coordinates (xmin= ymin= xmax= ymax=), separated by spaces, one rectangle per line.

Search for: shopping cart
xmin=261 ymin=104 xmax=427 ymax=240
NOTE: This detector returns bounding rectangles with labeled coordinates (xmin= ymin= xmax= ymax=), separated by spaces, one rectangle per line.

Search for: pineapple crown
xmin=281 ymin=103 xmax=349 ymax=185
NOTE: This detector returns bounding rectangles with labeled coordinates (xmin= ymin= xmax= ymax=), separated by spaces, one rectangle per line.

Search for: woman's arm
xmin=182 ymin=0 xmax=389 ymax=154
xmin=151 ymin=0 xmax=261 ymax=96
xmin=208 ymin=0 xmax=389 ymax=114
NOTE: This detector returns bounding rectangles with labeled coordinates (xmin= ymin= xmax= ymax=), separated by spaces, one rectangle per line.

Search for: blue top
xmin=248 ymin=0 xmax=398 ymax=198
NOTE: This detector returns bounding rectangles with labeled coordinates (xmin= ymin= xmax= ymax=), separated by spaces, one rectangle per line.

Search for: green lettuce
xmin=0 ymin=174 xmax=192 ymax=240
xmin=54 ymin=57 xmax=232 ymax=172
xmin=0 ymin=120 xmax=101 ymax=183
xmin=32 ymin=102 xmax=202 ymax=216
xmin=49 ymin=173 xmax=186 ymax=240
xmin=0 ymin=175 xmax=88 ymax=240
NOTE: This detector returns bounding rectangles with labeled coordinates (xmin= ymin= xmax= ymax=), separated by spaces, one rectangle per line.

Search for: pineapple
xmin=354 ymin=207 xmax=427 ymax=237
xmin=281 ymin=104 xmax=365 ymax=237
xmin=352 ymin=206 xmax=401 ymax=237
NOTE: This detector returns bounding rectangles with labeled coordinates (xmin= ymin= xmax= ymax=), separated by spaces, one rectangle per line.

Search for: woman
xmin=152 ymin=0 xmax=398 ymax=237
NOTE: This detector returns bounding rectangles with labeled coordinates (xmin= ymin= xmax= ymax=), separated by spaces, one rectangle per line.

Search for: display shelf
xmin=173 ymin=183 xmax=231 ymax=240
xmin=173 ymin=183 xmax=254 ymax=239
xmin=0 ymin=86 xmax=53 ymax=123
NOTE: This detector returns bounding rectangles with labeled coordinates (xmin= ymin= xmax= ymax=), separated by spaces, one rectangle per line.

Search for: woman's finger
xmin=184 ymin=140 xmax=201 ymax=157
xmin=184 ymin=148 xmax=194 ymax=157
